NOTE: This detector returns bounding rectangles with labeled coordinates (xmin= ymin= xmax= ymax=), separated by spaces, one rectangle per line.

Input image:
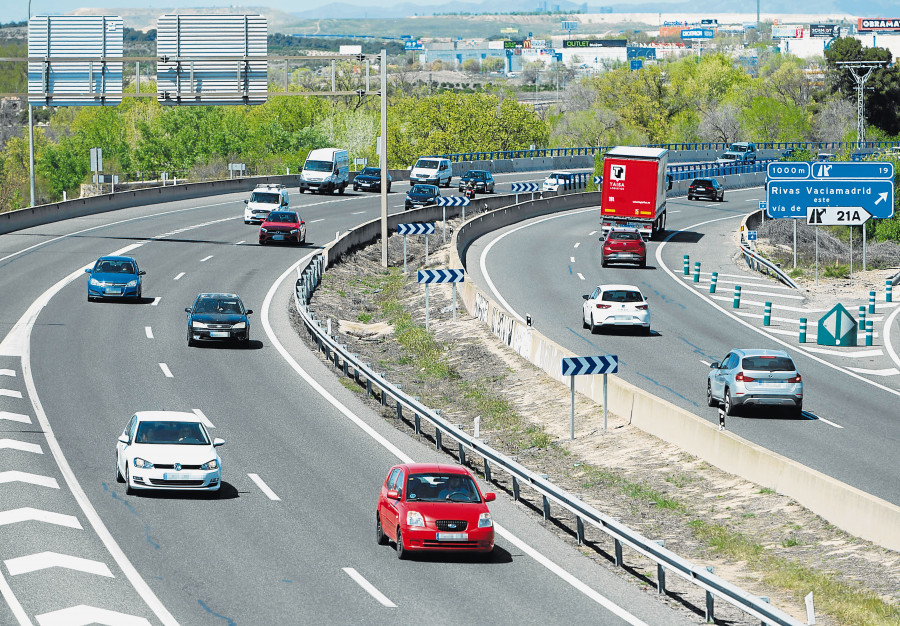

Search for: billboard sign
xmin=681 ymin=29 xmax=715 ymax=39
xmin=404 ymin=40 xmax=424 ymax=50
xmin=339 ymin=45 xmax=362 ymax=55
xmin=772 ymin=25 xmax=804 ymax=38
xmin=630 ymin=59 xmax=643 ymax=71
xmin=627 ymin=47 xmax=657 ymax=59
xmin=809 ymin=24 xmax=837 ymax=37
xmin=563 ymin=39 xmax=627 ymax=48
xmin=858 ymin=18 xmax=900 ymax=31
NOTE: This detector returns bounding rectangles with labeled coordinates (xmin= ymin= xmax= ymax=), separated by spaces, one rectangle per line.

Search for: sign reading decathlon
xmin=563 ymin=39 xmax=626 ymax=48
xmin=680 ymin=29 xmax=714 ymax=39
xmin=858 ymin=18 xmax=900 ymax=31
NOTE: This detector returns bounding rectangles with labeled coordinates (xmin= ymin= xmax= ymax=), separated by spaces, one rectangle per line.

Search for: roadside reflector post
xmin=858 ymin=305 xmax=866 ymax=331
xmin=887 ymin=280 xmax=893 ymax=303
xmin=799 ymin=318 xmax=807 ymax=343
xmin=868 ymin=290 xmax=876 ymax=314
xmin=473 ymin=416 xmax=480 ymax=438
xmin=683 ymin=254 xmax=690 ymax=275
xmin=576 ymin=516 xmax=584 ymax=545
xmin=705 ymin=566 xmax=715 ymax=623
xmin=718 ymin=408 xmax=725 ymax=431
xmin=512 ymin=476 xmax=520 ymax=501
xmin=483 ymin=457 xmax=491 ymax=483
xmin=733 ymin=285 xmax=741 ymax=309
xmin=693 ymin=261 xmax=701 ymax=283
xmin=614 ymin=538 xmax=623 ymax=567
xmin=865 ymin=319 xmax=873 ymax=347
xmin=709 ymin=271 xmax=718 ymax=294
xmin=763 ymin=302 xmax=772 ymax=326
xmin=655 ymin=540 xmax=666 ymax=594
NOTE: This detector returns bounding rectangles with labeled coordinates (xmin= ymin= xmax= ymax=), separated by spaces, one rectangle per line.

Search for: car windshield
xmin=415 ymin=159 xmax=439 ymax=170
xmin=96 ymin=260 xmax=136 ymax=274
xmin=601 ymin=290 xmax=644 ymax=303
xmin=693 ymin=179 xmax=713 ymax=186
xmin=267 ymin=212 xmax=298 ymax=223
xmin=548 ymin=173 xmax=568 ymax=180
xmin=742 ymin=356 xmax=795 ymax=371
xmin=410 ymin=185 xmax=435 ymax=194
xmin=609 ymin=232 xmax=640 ymax=241
xmin=360 ymin=168 xmax=379 ymax=176
xmin=405 ymin=473 xmax=481 ymax=503
xmin=249 ymin=192 xmax=280 ymax=204
xmin=135 ymin=420 xmax=209 ymax=445
xmin=467 ymin=171 xmax=486 ymax=180
xmin=731 ymin=145 xmax=749 ymax=152
xmin=719 ymin=154 xmax=737 ymax=160
xmin=304 ymin=160 xmax=334 ymax=172
xmin=194 ymin=297 xmax=243 ymax=315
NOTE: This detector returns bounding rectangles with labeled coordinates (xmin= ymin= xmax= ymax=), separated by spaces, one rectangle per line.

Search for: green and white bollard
xmin=869 ymin=290 xmax=876 ymax=314
xmin=763 ymin=302 xmax=772 ymax=326
xmin=858 ymin=305 xmax=866 ymax=331
xmin=709 ymin=271 xmax=718 ymax=294
xmin=683 ymin=255 xmax=690 ymax=276
xmin=799 ymin=318 xmax=807 ymax=343
xmin=887 ymin=280 xmax=893 ymax=303
xmin=693 ymin=261 xmax=701 ymax=283
xmin=733 ymin=285 xmax=741 ymax=309
xmin=865 ymin=319 xmax=873 ymax=347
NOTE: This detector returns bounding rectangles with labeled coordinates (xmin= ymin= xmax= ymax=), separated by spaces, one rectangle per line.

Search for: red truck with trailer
xmin=599 ymin=147 xmax=670 ymax=240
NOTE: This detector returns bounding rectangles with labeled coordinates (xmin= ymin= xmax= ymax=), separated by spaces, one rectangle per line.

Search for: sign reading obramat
xmin=562 ymin=39 xmax=626 ymax=48
xmin=858 ymin=18 xmax=900 ymax=30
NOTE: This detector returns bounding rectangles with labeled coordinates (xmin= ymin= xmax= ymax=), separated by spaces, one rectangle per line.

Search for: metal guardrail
xmin=292 ymin=243 xmax=802 ymax=626
xmin=668 ymin=160 xmax=773 ymax=181
xmin=740 ymin=212 xmax=801 ymax=290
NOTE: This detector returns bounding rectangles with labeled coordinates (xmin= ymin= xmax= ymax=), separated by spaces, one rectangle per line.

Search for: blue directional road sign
xmin=435 ymin=196 xmax=470 ymax=206
xmin=593 ymin=176 xmax=603 ymax=185
xmin=511 ymin=182 xmax=540 ymax=192
xmin=561 ymin=355 xmax=618 ymax=376
xmin=397 ymin=223 xmax=435 ymax=235
xmin=417 ymin=269 xmax=464 ymax=284
xmin=747 ymin=230 xmax=758 ymax=241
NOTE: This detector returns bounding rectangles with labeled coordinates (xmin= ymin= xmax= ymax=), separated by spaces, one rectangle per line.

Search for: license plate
xmin=163 ymin=473 xmax=192 ymax=480
xmin=106 ymin=288 xmax=123 ymax=295
xmin=210 ymin=331 xmax=230 ymax=338
xmin=615 ymin=316 xmax=631 ymax=321
xmin=436 ymin=532 xmax=468 ymax=541
xmin=273 ymin=234 xmax=284 ymax=241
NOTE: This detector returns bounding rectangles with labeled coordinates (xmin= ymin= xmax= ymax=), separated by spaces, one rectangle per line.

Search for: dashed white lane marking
xmin=173 ymin=272 xmax=185 ymax=281
xmin=36 ymin=606 xmax=152 ymax=626
xmin=0 ymin=411 xmax=30 ymax=424
xmin=0 ymin=439 xmax=42 ymax=454
xmin=235 ymin=240 xmax=246 ymax=245
xmin=817 ymin=416 xmax=844 ymax=429
xmin=570 ymin=256 xmax=575 ymax=263
xmin=342 ymin=568 xmax=397 ymax=608
xmin=5 ymin=552 xmax=113 ymax=577
xmin=669 ymin=210 xmax=681 ymax=213
xmin=200 ymin=255 xmax=213 ymax=262
xmin=577 ymin=273 xmax=585 ymax=281
xmin=191 ymin=408 xmax=215 ymax=429
xmin=152 ymin=215 xmax=239 ymax=240
xmin=699 ymin=359 xmax=711 ymax=367
xmin=151 ymin=297 xmax=161 ymax=306
xmin=803 ymin=346 xmax=884 ymax=358
xmin=248 ymin=473 xmax=280 ymax=501
xmin=144 ymin=327 xmax=153 ymax=340
xmin=309 ymin=218 xmax=325 ymax=223
xmin=588 ymin=230 xmax=597 ymax=236
xmin=574 ymin=242 xmax=581 ymax=248
xmin=0 ymin=389 xmax=23 ymax=398
xmin=158 ymin=363 xmax=173 ymax=378
xmin=0 ymin=507 xmax=78 ymax=528
xmin=0 ymin=369 xmax=14 ymax=377
xmin=0 ymin=473 xmax=59 ymax=489
xmin=351 ymin=211 xmax=366 ymax=215
xmin=845 ymin=366 xmax=900 ymax=376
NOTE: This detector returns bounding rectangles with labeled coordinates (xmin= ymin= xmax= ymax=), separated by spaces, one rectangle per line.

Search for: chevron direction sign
xmin=562 ymin=355 xmax=618 ymax=376
xmin=511 ymin=182 xmax=540 ymax=192
xmin=594 ymin=176 xmax=603 ymax=185
xmin=418 ymin=269 xmax=465 ymax=284
xmin=436 ymin=196 xmax=470 ymax=206
xmin=397 ymin=222 xmax=435 ymax=235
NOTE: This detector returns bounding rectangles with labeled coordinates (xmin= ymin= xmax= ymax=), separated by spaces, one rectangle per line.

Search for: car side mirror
xmin=246 ymin=310 xmax=253 ymax=315
xmin=213 ymin=438 xmax=226 ymax=447
xmin=84 ymin=268 xmax=92 ymax=274
xmin=484 ymin=492 xmax=496 ymax=502
xmin=185 ymin=307 xmax=192 ymax=313
xmin=138 ymin=270 xmax=146 ymax=275
xmin=243 ymin=199 xmax=249 ymax=204
xmin=118 ymin=433 xmax=129 ymax=444
xmin=387 ymin=489 xmax=400 ymax=500
xmin=582 ymin=294 xmax=589 ymax=300
xmin=710 ymin=362 xmax=719 ymax=369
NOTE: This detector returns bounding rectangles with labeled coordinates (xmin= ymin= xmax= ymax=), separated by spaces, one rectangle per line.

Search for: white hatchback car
xmin=116 ymin=411 xmax=225 ymax=495
xmin=582 ymin=284 xmax=651 ymax=334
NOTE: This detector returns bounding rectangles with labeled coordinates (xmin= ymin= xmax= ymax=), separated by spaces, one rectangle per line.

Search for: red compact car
xmin=258 ymin=211 xmax=306 ymax=245
xmin=601 ymin=227 xmax=646 ymax=268
xmin=376 ymin=463 xmax=496 ymax=559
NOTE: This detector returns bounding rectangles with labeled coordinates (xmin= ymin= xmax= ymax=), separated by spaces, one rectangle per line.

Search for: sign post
xmin=511 ymin=182 xmax=539 ymax=203
xmin=561 ymin=355 xmax=618 ymax=437
xmin=397 ymin=223 xmax=436 ymax=274
xmin=435 ymin=196 xmax=470 ymax=242
xmin=417 ymin=269 xmax=465 ymax=330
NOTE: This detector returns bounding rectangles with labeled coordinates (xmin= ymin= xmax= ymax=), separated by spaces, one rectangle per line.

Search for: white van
xmin=409 ymin=157 xmax=452 ymax=187
xmin=300 ymin=148 xmax=350 ymax=194
xmin=244 ymin=184 xmax=289 ymax=224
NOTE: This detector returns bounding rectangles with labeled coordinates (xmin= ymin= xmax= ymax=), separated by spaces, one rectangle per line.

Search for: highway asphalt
xmin=0 ymin=173 xmax=695 ymax=624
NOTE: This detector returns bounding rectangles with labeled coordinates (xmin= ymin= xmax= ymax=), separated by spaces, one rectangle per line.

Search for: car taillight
xmin=595 ymin=304 xmax=611 ymax=309
xmin=787 ymin=374 xmax=802 ymax=383
xmin=635 ymin=305 xmax=648 ymax=310
xmin=735 ymin=372 xmax=755 ymax=382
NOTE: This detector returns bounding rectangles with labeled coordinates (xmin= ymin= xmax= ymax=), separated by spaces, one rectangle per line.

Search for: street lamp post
xmin=28 ymin=0 xmax=36 ymax=207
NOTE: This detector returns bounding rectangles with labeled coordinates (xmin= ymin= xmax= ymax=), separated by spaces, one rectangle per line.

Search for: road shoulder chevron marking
xmin=5 ymin=552 xmax=112 ymax=577
xmin=0 ymin=411 xmax=31 ymax=424
xmin=0 ymin=508 xmax=78 ymax=528
xmin=36 ymin=605 xmax=152 ymax=626
xmin=0 ymin=439 xmax=42 ymax=454
xmin=0 ymin=473 xmax=59 ymax=489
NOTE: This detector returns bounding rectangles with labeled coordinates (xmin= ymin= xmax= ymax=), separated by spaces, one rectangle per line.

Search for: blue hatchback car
xmin=85 ymin=256 xmax=145 ymax=302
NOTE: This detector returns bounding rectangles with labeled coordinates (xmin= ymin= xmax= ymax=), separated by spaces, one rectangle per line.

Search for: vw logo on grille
xmin=174 ymin=463 xmax=182 ymax=471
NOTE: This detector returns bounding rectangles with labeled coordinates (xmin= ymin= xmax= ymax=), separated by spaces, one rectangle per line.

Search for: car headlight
xmin=259 ymin=227 xmax=268 ymax=233
xmin=133 ymin=457 xmax=154 ymax=469
xmin=231 ymin=321 xmax=246 ymax=330
xmin=289 ymin=229 xmax=298 ymax=234
xmin=405 ymin=196 xmax=412 ymax=201
xmin=406 ymin=510 xmax=425 ymax=528
xmin=200 ymin=459 xmax=218 ymax=470
xmin=192 ymin=321 xmax=208 ymax=329
xmin=478 ymin=512 xmax=493 ymax=528
xmin=89 ymin=278 xmax=101 ymax=287
xmin=126 ymin=280 xmax=138 ymax=287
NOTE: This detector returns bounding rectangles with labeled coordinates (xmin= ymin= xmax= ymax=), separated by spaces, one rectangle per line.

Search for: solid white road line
xmin=248 ymin=473 xmax=281 ymax=501
xmin=0 ymin=507 xmax=79 ymax=528
xmin=845 ymin=366 xmax=899 ymax=376
xmin=200 ymin=255 xmax=213 ymax=262
xmin=144 ymin=327 xmax=153 ymax=340
xmin=817 ymin=416 xmax=845 ymax=429
xmin=884 ymin=304 xmax=900 ymax=372
xmin=0 ymin=369 xmax=14 ymax=377
xmin=0 ymin=440 xmax=42 ymax=454
xmin=309 ymin=218 xmax=325 ymax=223
xmin=0 ymin=389 xmax=23 ymax=398
xmin=0 ymin=412 xmax=30 ymax=424
xmin=342 ymin=568 xmax=397 ymax=608
xmin=173 ymin=272 xmax=185 ymax=281
xmin=577 ymin=273 xmax=585 ymax=281
xmin=0 ymin=473 xmax=59 ymax=489
xmin=262 ymin=249 xmax=647 ymax=625
xmin=151 ymin=297 xmax=161 ymax=306
xmin=0 ymin=568 xmax=30 ymax=626
xmin=5 ymin=552 xmax=113 ymax=577
xmin=574 ymin=242 xmax=581 ymax=248
xmin=36 ymin=606 xmax=151 ymax=626
xmin=158 ymin=363 xmax=173 ymax=378
xmin=191 ymin=408 xmax=215 ymax=429
xmin=803 ymin=346 xmax=884 ymax=358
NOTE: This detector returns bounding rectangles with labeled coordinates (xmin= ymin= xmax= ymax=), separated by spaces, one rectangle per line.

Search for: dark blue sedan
xmin=186 ymin=293 xmax=252 ymax=346
xmin=85 ymin=256 xmax=145 ymax=302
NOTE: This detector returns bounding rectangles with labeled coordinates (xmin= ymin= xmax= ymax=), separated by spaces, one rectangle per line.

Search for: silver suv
xmin=707 ymin=349 xmax=803 ymax=417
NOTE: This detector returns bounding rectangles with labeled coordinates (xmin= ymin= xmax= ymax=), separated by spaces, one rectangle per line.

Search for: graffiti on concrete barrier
xmin=491 ymin=308 xmax=515 ymax=347
xmin=474 ymin=292 xmax=490 ymax=324
xmin=512 ymin=324 xmax=530 ymax=358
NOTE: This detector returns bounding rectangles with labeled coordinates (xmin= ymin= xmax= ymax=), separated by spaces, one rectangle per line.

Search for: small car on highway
xmin=376 ymin=463 xmax=495 ymax=559
xmin=582 ymin=284 xmax=650 ymax=334
xmin=258 ymin=211 xmax=306 ymax=245
xmin=353 ymin=167 xmax=391 ymax=193
xmin=458 ymin=170 xmax=495 ymax=193
xmin=707 ymin=349 xmax=803 ymax=418
xmin=244 ymin=183 xmax=289 ymax=224
xmin=688 ymin=178 xmax=724 ymax=201
xmin=85 ymin=256 xmax=145 ymax=302
xmin=542 ymin=171 xmax=577 ymax=192
xmin=405 ymin=184 xmax=441 ymax=211
xmin=601 ymin=227 xmax=646 ymax=268
xmin=186 ymin=293 xmax=252 ymax=346
xmin=115 ymin=411 xmax=225 ymax=495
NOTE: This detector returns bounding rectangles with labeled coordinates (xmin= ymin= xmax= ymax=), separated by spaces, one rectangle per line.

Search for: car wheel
xmin=590 ymin=314 xmax=599 ymax=335
xmin=338 ymin=184 xmax=345 ymax=195
xmin=387 ymin=184 xmax=391 ymax=193
xmin=707 ymin=381 xmax=717 ymax=407
xmin=639 ymin=259 xmax=646 ymax=268
xmin=259 ymin=239 xmax=266 ymax=246
xmin=601 ymin=258 xmax=608 ymax=268
xmin=642 ymin=326 xmax=651 ymax=336
xmin=187 ymin=326 xmax=195 ymax=347
xmin=724 ymin=387 xmax=737 ymax=416
xmin=125 ymin=466 xmax=134 ymax=495
xmin=582 ymin=310 xmax=589 ymax=330
xmin=396 ymin=528 xmax=408 ymax=559
xmin=794 ymin=402 xmax=804 ymax=419
xmin=687 ymin=194 xmax=693 ymax=200
xmin=376 ymin=515 xmax=388 ymax=545
xmin=116 ymin=455 xmax=124 ymax=483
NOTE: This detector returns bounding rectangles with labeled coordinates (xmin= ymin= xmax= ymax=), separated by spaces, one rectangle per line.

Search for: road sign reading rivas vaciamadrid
xmin=817 ymin=303 xmax=857 ymax=347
